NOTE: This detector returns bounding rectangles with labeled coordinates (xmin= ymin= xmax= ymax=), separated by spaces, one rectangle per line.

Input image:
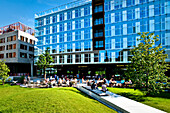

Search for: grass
xmin=0 ymin=85 xmax=116 ymax=113
xmin=107 ymin=87 xmax=170 ymax=113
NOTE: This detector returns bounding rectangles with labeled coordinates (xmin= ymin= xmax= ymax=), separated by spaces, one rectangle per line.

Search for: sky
xmin=0 ymin=0 xmax=75 ymax=29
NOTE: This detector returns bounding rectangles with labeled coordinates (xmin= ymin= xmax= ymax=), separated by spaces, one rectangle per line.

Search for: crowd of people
xmin=23 ymin=74 xmax=132 ymax=92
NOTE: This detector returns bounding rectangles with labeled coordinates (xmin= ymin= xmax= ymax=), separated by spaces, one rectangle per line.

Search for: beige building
xmin=0 ymin=22 xmax=37 ymax=77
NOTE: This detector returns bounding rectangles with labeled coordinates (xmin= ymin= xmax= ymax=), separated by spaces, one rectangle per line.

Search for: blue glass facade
xmin=35 ymin=0 xmax=170 ymax=65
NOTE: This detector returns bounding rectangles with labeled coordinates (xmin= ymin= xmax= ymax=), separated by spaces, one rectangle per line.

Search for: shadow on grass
xmin=56 ymin=88 xmax=91 ymax=98
xmin=116 ymin=92 xmax=147 ymax=102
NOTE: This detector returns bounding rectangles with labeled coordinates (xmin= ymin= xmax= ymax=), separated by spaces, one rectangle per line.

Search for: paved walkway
xmin=77 ymin=84 xmax=166 ymax=113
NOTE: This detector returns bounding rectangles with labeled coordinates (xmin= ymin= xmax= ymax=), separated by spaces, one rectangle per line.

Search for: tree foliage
xmin=36 ymin=48 xmax=54 ymax=79
xmin=0 ymin=60 xmax=10 ymax=85
xmin=126 ymin=32 xmax=169 ymax=96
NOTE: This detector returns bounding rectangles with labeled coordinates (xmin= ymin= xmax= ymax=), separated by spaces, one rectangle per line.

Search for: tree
xmin=36 ymin=48 xmax=54 ymax=79
xmin=126 ymin=32 xmax=169 ymax=96
xmin=0 ymin=60 xmax=10 ymax=85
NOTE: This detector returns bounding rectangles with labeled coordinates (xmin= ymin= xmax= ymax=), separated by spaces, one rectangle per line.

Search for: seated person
xmin=91 ymin=81 xmax=96 ymax=90
xmin=82 ymin=78 xmax=86 ymax=84
xmin=66 ymin=79 xmax=70 ymax=87
xmin=102 ymin=83 xmax=107 ymax=92
xmin=120 ymin=79 xmax=125 ymax=87
xmin=74 ymin=78 xmax=78 ymax=85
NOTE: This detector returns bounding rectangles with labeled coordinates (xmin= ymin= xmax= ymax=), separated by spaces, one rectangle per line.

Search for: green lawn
xmin=0 ymin=85 xmax=116 ymax=113
xmin=107 ymin=87 xmax=170 ymax=113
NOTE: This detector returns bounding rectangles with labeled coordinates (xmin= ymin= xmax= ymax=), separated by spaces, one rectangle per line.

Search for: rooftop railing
xmin=35 ymin=0 xmax=92 ymax=18
xmin=0 ymin=22 xmax=35 ymax=36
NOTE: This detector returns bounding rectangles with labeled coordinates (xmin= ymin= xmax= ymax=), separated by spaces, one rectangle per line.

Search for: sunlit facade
xmin=35 ymin=0 xmax=170 ymax=77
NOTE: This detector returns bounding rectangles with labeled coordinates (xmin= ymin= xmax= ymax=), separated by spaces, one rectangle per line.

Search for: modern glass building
xmin=35 ymin=0 xmax=170 ymax=78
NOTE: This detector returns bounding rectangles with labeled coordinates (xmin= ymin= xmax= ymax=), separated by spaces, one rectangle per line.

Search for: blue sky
xmin=0 ymin=0 xmax=75 ymax=29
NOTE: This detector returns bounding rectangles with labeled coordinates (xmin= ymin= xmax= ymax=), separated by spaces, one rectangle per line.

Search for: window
xmin=94 ymin=40 xmax=104 ymax=48
xmin=53 ymin=15 xmax=56 ymax=23
xmin=59 ymin=23 xmax=64 ymax=32
xmin=161 ymin=3 xmax=165 ymax=14
xmin=13 ymin=35 xmax=16 ymax=41
xmin=13 ymin=44 xmax=16 ymax=49
xmin=0 ymin=54 xmax=4 ymax=59
xmin=67 ymin=55 xmax=72 ymax=63
xmin=115 ymin=12 xmax=122 ymax=22
xmin=20 ymin=36 xmax=24 ymax=41
xmin=115 ymin=52 xmax=123 ymax=61
xmin=127 ymin=0 xmax=135 ymax=6
xmin=9 ymin=53 xmax=12 ymax=58
xmin=46 ymin=17 xmax=50 ymax=24
xmin=115 ymin=25 xmax=123 ymax=35
xmin=75 ymin=31 xmax=81 ymax=40
xmin=161 ymin=33 xmax=165 ymax=45
xmin=52 ymin=26 xmax=57 ymax=33
xmin=161 ymin=17 xmax=165 ymax=30
xmin=67 ymin=43 xmax=72 ymax=52
xmin=59 ymin=13 xmax=64 ymax=21
xmin=52 ymin=35 xmax=57 ymax=43
xmin=105 ymin=1 xmax=110 ymax=11
xmin=29 ymin=47 xmax=34 ymax=52
xmin=38 ymin=19 xmax=43 ymax=26
xmin=46 ymin=27 xmax=50 ymax=34
xmin=20 ymin=52 xmax=27 ymax=58
xmin=127 ymin=37 xmax=136 ymax=47
xmin=75 ymin=42 xmax=81 ymax=51
xmin=59 ymin=44 xmax=65 ymax=53
xmin=105 ymin=13 xmax=111 ymax=24
xmin=84 ymin=29 xmax=90 ymax=39
xmin=0 ymin=46 xmax=5 ymax=51
xmin=13 ymin=52 xmax=16 ymax=58
xmin=154 ymin=4 xmax=160 ymax=16
xmin=45 ymin=36 xmax=50 ymax=44
xmin=52 ymin=45 xmax=57 ymax=53
xmin=105 ymin=38 xmax=111 ymax=49
xmin=30 ymin=39 xmax=34 ymax=44
xmin=8 ymin=36 xmax=13 ymax=42
xmin=67 ymin=32 xmax=72 ymax=41
xmin=7 ymin=44 xmax=15 ymax=50
xmin=105 ymin=26 xmax=111 ymax=37
xmin=94 ymin=5 xmax=103 ymax=13
xmin=20 ymin=44 xmax=27 ymax=50
xmin=84 ymin=6 xmax=90 ymax=16
xmin=6 ymin=53 xmax=13 ymax=58
xmin=67 ymin=22 xmax=72 ymax=31
xmin=29 ymin=54 xmax=33 ymax=59
xmin=75 ymin=9 xmax=81 ymax=18
xmin=155 ymin=17 xmax=160 ymax=31
xmin=59 ymin=34 xmax=64 ymax=42
xmin=114 ymin=0 xmax=122 ymax=9
xmin=115 ymin=38 xmax=123 ymax=48
xmin=94 ymin=29 xmax=103 ymax=37
xmin=94 ymin=53 xmax=99 ymax=62
xmin=25 ymin=38 xmax=28 ymax=42
xmin=0 ymin=38 xmax=5 ymax=43
xmin=75 ymin=20 xmax=81 ymax=29
xmin=127 ymin=23 xmax=136 ymax=34
xmin=84 ymin=18 xmax=90 ymax=28
xmin=94 ymin=18 xmax=103 ymax=25
xmin=76 ymin=54 xmax=81 ymax=63
xmin=84 ymin=54 xmax=91 ymax=62
xmin=84 ymin=41 xmax=91 ymax=51
xmin=59 ymin=55 xmax=64 ymax=63
xmin=139 ymin=0 xmax=148 ymax=4
xmin=67 ymin=11 xmax=72 ymax=20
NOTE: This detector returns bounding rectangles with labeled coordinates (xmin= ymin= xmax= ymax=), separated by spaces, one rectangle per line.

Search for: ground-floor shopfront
xmin=34 ymin=63 xmax=170 ymax=79
xmin=35 ymin=64 xmax=129 ymax=80
xmin=6 ymin=63 xmax=34 ymax=77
